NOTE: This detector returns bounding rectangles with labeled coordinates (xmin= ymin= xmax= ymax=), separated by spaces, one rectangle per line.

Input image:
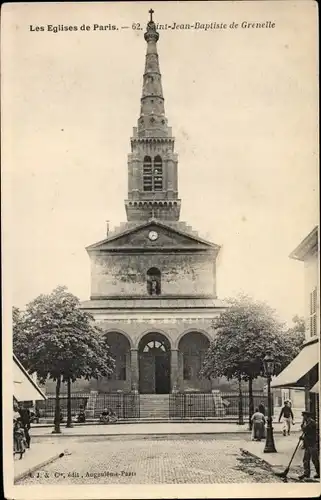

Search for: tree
xmin=13 ymin=286 xmax=115 ymax=433
xmin=13 ymin=306 xmax=30 ymax=365
xmin=285 ymin=315 xmax=305 ymax=352
xmin=201 ymin=295 xmax=302 ymax=428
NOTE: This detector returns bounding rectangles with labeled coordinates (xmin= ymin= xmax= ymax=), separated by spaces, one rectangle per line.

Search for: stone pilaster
xmin=130 ymin=348 xmax=139 ymax=392
xmin=171 ymin=349 xmax=179 ymax=392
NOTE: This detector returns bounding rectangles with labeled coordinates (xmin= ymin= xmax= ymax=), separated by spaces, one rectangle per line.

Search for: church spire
xmin=138 ymin=9 xmax=168 ymax=138
xmin=125 ymin=10 xmax=181 ymax=222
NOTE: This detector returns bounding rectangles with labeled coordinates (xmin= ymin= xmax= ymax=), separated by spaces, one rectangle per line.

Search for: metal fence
xmin=94 ymin=393 xmax=140 ymax=419
xmin=169 ymin=392 xmax=271 ymax=419
xmin=36 ymin=393 xmax=140 ymax=420
xmin=36 ymin=395 xmax=89 ymax=418
xmin=36 ymin=391 xmax=269 ymax=421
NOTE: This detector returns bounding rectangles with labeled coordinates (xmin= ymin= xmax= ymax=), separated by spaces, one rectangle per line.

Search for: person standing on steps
xmin=298 ymin=410 xmax=320 ymax=480
xmin=278 ymin=400 xmax=295 ymax=436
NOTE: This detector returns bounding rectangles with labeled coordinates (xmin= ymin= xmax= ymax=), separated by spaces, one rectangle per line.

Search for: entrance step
xmin=140 ymin=394 xmax=169 ymax=419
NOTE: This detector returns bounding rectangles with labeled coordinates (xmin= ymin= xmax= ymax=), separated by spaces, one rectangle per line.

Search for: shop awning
xmin=13 ymin=355 xmax=46 ymax=401
xmin=310 ymin=381 xmax=319 ymax=393
xmin=271 ymin=342 xmax=319 ymax=389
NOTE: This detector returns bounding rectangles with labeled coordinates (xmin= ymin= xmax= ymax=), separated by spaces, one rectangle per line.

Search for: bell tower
xmin=125 ymin=10 xmax=181 ymax=222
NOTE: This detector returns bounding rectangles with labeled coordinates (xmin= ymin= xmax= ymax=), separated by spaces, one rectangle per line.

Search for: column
xmin=130 ymin=349 xmax=139 ymax=392
xmin=171 ymin=349 xmax=179 ymax=392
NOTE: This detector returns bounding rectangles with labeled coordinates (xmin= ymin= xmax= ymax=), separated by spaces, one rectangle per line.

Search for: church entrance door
xmin=155 ymin=354 xmax=170 ymax=394
xmin=138 ymin=333 xmax=171 ymax=394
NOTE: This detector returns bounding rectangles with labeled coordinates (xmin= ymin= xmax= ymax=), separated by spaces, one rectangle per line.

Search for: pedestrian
xmin=298 ymin=410 xmax=320 ymax=480
xmin=251 ymin=407 xmax=266 ymax=441
xmin=13 ymin=419 xmax=26 ymax=459
xmin=17 ymin=403 xmax=31 ymax=448
xmin=77 ymin=405 xmax=86 ymax=423
xmin=278 ymin=400 xmax=295 ymax=436
xmin=99 ymin=408 xmax=110 ymax=423
xmin=258 ymin=402 xmax=266 ymax=416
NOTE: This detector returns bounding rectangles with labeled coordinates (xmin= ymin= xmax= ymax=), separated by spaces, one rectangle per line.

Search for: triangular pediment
xmin=87 ymin=219 xmax=220 ymax=252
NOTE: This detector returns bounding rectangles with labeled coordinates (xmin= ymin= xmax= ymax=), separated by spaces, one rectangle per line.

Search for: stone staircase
xmin=140 ymin=394 xmax=170 ymax=419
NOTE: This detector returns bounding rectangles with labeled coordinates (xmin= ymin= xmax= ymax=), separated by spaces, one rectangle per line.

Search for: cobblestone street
xmin=18 ymin=435 xmax=283 ymax=484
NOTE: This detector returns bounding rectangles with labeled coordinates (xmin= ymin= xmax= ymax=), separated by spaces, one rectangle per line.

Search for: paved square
xmin=18 ymin=437 xmax=283 ymax=484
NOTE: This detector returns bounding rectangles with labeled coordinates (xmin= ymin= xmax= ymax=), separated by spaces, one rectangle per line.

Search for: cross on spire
xmin=149 ymin=8 xmax=154 ymax=22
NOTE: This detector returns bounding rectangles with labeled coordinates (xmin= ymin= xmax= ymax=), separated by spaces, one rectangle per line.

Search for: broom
xmin=274 ymin=433 xmax=303 ymax=478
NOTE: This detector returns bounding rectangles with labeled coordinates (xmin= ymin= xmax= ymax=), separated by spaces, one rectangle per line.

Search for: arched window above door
xmin=143 ymin=340 xmax=167 ymax=353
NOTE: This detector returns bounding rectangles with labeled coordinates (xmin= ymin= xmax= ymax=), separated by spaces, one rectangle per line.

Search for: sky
xmin=2 ymin=1 xmax=319 ymax=326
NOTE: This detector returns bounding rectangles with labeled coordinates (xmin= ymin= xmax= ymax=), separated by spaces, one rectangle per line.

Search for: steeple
xmin=125 ymin=10 xmax=181 ymax=222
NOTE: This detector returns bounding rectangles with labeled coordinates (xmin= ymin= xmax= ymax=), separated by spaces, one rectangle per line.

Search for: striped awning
xmin=271 ymin=342 xmax=318 ymax=388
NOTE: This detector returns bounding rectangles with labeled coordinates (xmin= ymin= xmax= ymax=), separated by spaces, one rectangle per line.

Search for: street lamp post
xmin=263 ymin=353 xmax=277 ymax=453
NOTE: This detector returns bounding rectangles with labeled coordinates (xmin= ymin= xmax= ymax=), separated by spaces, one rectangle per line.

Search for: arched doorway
xmin=178 ymin=332 xmax=211 ymax=392
xmin=138 ymin=333 xmax=171 ymax=394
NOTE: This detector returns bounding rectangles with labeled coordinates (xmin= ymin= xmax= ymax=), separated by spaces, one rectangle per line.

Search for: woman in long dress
xmin=251 ymin=407 xmax=266 ymax=441
xmin=13 ymin=419 xmax=26 ymax=459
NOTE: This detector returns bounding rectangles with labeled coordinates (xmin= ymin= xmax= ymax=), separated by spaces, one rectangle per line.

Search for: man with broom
xmin=298 ymin=410 xmax=320 ymax=480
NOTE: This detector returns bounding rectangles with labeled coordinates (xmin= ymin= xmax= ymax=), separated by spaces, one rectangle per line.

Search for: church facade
xmin=81 ymin=13 xmax=226 ymax=395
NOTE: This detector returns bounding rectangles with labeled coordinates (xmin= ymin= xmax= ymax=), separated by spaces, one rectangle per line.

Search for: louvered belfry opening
xmin=143 ymin=156 xmax=163 ymax=192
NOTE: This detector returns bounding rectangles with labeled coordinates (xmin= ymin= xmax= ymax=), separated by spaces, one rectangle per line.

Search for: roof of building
xmin=86 ymin=218 xmax=220 ymax=252
xmin=81 ymin=297 xmax=227 ymax=310
xmin=289 ymin=225 xmax=318 ymax=261
xmin=13 ymin=354 xmax=46 ymax=401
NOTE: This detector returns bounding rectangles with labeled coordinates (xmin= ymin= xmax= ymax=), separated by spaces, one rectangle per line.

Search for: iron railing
xmin=94 ymin=393 xmax=140 ymax=419
xmin=36 ymin=391 xmax=269 ymax=421
xmin=36 ymin=395 xmax=89 ymax=418
xmin=36 ymin=392 xmax=140 ymax=420
xmin=169 ymin=392 xmax=271 ymax=419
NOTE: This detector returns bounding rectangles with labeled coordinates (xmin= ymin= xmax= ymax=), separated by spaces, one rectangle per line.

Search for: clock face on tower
xmin=148 ymin=230 xmax=158 ymax=241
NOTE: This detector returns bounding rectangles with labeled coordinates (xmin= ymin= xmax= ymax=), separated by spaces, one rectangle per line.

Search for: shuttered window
xmin=143 ymin=156 xmax=163 ymax=191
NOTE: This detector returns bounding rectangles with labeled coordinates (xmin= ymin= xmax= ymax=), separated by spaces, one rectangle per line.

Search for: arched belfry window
xmin=143 ymin=156 xmax=163 ymax=192
xmin=147 ymin=267 xmax=161 ymax=296
xmin=153 ymin=156 xmax=163 ymax=191
xmin=143 ymin=156 xmax=153 ymax=192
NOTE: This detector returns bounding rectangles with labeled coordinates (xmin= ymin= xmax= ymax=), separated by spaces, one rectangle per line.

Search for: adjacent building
xmin=271 ymin=226 xmax=319 ymax=423
xmin=13 ymin=354 xmax=46 ymax=404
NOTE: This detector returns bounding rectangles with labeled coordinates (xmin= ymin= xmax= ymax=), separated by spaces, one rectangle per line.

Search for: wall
xmin=304 ymin=249 xmax=319 ymax=340
xmin=91 ymin=251 xmax=215 ymax=298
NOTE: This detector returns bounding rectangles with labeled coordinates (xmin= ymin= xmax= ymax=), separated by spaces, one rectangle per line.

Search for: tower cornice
xmin=131 ymin=137 xmax=175 ymax=144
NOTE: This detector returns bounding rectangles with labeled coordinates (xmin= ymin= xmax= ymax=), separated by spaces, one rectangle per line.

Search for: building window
xmin=143 ymin=156 xmax=163 ymax=192
xmin=143 ymin=340 xmax=166 ymax=353
xmin=153 ymin=156 xmax=163 ymax=191
xmin=310 ymin=288 xmax=317 ymax=337
xmin=147 ymin=267 xmax=161 ymax=296
xmin=143 ymin=156 xmax=153 ymax=191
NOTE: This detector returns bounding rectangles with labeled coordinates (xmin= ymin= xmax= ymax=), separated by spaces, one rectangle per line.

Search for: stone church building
xmin=80 ymin=13 xmax=226 ymax=397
